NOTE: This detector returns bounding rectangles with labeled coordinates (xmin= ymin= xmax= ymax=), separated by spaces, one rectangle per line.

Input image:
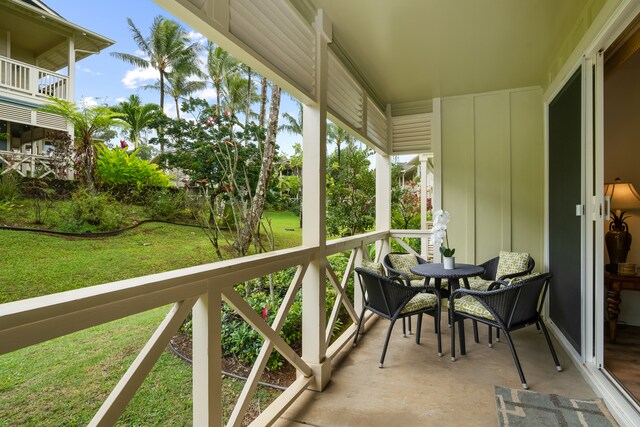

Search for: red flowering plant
xmin=153 ymin=98 xmax=266 ymax=258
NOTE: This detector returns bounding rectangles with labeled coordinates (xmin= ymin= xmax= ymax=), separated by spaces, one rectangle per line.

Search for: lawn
xmin=0 ymin=210 xmax=302 ymax=425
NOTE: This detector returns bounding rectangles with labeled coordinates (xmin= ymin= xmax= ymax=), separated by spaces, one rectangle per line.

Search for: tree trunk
xmin=159 ymin=71 xmax=166 ymax=154
xmin=235 ymin=85 xmax=281 ymax=254
xmin=175 ymin=96 xmax=181 ymax=119
xmin=259 ymin=77 xmax=268 ymax=129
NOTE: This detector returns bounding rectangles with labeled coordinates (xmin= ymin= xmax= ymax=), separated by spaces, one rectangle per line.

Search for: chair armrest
xmin=487 ymin=280 xmax=509 ymax=291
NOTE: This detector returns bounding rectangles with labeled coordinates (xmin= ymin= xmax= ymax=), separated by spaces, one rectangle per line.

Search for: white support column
xmin=192 ymin=290 xmax=222 ymax=426
xmin=301 ymin=8 xmax=331 ymax=392
xmin=353 ymin=244 xmax=364 ymax=318
xmin=420 ymin=154 xmax=429 ymax=258
xmin=432 ymin=98 xmax=442 ymax=262
xmin=376 ymin=151 xmax=392 ymax=258
xmin=68 ymin=36 xmax=75 ymax=101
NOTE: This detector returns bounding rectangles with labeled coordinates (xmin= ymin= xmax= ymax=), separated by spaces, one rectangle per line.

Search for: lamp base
xmin=605 ymin=230 xmax=631 ymax=266
xmin=605 ymin=263 xmax=618 ymax=273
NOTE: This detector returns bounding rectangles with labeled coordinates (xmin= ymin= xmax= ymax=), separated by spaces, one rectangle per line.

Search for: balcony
xmin=0 ymin=56 xmax=69 ymax=101
xmin=0 ymin=230 xmax=596 ymax=426
xmin=0 ymin=149 xmax=56 ymax=179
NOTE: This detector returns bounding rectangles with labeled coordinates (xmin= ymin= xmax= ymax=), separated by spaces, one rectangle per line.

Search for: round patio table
xmin=410 ymin=263 xmax=484 ymax=293
xmin=411 ymin=263 xmax=485 ymax=354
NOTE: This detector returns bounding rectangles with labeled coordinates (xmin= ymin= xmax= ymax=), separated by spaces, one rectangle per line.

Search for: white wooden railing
xmin=0 ymin=229 xmax=432 ymax=426
xmin=0 ymin=150 xmax=56 ymax=178
xmin=0 ymin=56 xmax=68 ymax=100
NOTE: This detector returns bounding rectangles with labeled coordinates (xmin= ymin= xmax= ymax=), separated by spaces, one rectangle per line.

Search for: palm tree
xmin=112 ymin=94 xmax=160 ymax=149
xmin=207 ymin=42 xmax=240 ymax=114
xmin=39 ymin=97 xmax=119 ymax=189
xmin=327 ymin=122 xmax=351 ymax=166
xmin=146 ymin=61 xmax=207 ymax=119
xmin=111 ymin=16 xmax=200 ymax=112
xmin=279 ymin=100 xmax=303 ymax=137
xmin=224 ymin=73 xmax=259 ymax=117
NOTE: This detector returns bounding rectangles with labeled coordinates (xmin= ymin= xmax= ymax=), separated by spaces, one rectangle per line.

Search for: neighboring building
xmin=0 ymin=0 xmax=113 ymax=178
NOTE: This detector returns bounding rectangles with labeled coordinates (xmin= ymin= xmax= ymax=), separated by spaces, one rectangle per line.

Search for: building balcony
xmin=0 ymin=55 xmax=69 ymax=101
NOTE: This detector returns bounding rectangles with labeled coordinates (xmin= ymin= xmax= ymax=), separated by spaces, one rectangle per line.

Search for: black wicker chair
xmin=382 ymin=252 xmax=430 ymax=286
xmin=353 ymin=267 xmax=442 ymax=366
xmin=382 ymin=252 xmax=436 ymax=336
xmin=466 ymin=255 xmax=535 ymax=344
xmin=471 ymin=256 xmax=536 ymax=289
xmin=449 ymin=273 xmax=561 ymax=389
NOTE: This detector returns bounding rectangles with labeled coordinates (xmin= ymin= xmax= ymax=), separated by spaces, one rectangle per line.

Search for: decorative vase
xmin=605 ymin=230 xmax=632 ymax=268
xmin=443 ymin=256 xmax=455 ymax=270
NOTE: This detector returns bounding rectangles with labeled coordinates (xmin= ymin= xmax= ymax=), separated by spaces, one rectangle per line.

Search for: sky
xmin=45 ymin=0 xmax=302 ymax=154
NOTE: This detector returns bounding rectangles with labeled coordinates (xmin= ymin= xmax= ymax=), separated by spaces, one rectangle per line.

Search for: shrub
xmin=56 ymin=188 xmax=126 ymax=233
xmin=0 ymin=171 xmax=20 ymax=202
xmin=96 ymin=148 xmax=171 ymax=188
xmin=145 ymin=188 xmax=188 ymax=221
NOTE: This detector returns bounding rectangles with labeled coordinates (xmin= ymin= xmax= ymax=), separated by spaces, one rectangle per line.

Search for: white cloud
xmin=79 ymin=97 xmax=98 ymax=108
xmin=76 ymin=65 xmax=103 ymax=76
xmin=115 ymin=97 xmax=127 ymax=103
xmin=134 ymin=49 xmax=147 ymax=57
xmin=163 ymin=102 xmax=176 ymax=118
xmin=193 ymin=87 xmax=217 ymax=101
xmin=187 ymin=31 xmax=206 ymax=45
xmin=122 ymin=67 xmax=159 ymax=89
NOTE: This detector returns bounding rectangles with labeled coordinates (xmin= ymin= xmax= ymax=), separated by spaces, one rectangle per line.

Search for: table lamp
xmin=604 ymin=178 xmax=640 ymax=272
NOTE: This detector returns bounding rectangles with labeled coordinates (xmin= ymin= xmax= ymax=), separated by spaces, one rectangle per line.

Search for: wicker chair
xmin=449 ymin=273 xmax=561 ymax=389
xmin=353 ymin=267 xmax=442 ymax=366
xmin=469 ymin=255 xmax=535 ymax=290
xmin=382 ymin=252 xmax=430 ymax=286
xmin=382 ymin=252 xmax=436 ymax=336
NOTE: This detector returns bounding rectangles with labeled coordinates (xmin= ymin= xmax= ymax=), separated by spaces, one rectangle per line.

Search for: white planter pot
xmin=443 ymin=256 xmax=455 ymax=270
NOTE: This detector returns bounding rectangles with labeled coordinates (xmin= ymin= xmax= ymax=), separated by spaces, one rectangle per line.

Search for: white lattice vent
xmin=36 ymin=111 xmax=67 ymax=130
xmin=230 ymin=0 xmax=316 ymax=97
xmin=392 ymin=113 xmax=432 ymax=154
xmin=327 ymin=51 xmax=363 ymax=131
xmin=366 ymin=98 xmax=387 ymax=151
xmin=0 ymin=103 xmax=31 ymax=125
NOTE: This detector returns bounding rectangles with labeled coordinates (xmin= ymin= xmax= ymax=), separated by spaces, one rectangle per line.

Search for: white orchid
xmin=430 ymin=209 xmax=455 ymax=257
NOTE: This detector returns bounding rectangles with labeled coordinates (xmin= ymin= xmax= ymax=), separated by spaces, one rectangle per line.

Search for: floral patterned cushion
xmin=361 ymin=260 xmax=384 ymax=275
xmin=388 ymin=253 xmax=423 ymax=280
xmin=496 ymin=251 xmax=530 ymax=280
xmin=453 ymin=295 xmax=494 ymax=320
xmin=401 ymin=292 xmax=438 ymax=314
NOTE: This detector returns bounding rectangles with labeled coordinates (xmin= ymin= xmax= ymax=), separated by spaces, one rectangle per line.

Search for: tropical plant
xmin=206 ymin=43 xmax=240 ymax=114
xmin=56 ymin=187 xmax=125 ymax=233
xmin=158 ymin=97 xmax=265 ymax=257
xmin=112 ymin=16 xmax=201 ymax=113
xmin=39 ymin=97 xmax=120 ymax=189
xmin=111 ymin=95 xmax=161 ymax=149
xmin=326 ymin=137 xmax=376 ymax=236
xmin=96 ymin=147 xmax=171 ymax=188
xmin=327 ymin=122 xmax=351 ymax=166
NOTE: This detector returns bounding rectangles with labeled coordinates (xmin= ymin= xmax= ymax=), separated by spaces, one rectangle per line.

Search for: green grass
xmin=0 ymin=208 xmax=301 ymax=425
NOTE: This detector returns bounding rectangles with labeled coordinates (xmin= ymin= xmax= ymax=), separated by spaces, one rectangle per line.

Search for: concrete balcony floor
xmin=276 ymin=316 xmax=596 ymax=426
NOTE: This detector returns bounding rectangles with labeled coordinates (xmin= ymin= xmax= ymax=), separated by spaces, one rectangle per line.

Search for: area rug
xmin=495 ymin=386 xmax=618 ymax=426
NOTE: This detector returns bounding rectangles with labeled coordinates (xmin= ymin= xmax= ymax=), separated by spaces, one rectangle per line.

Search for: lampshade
xmin=604 ymin=179 xmax=640 ymax=211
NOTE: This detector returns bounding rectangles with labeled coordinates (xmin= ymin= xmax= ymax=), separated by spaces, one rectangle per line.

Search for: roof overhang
xmin=2 ymin=0 xmax=114 ymax=71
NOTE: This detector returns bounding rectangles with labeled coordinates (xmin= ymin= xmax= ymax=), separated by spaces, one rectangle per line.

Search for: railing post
xmin=376 ymin=151 xmax=392 ymax=258
xmin=353 ymin=244 xmax=364 ymax=317
xmin=301 ymin=8 xmax=331 ymax=392
xmin=192 ymin=289 xmax=222 ymax=426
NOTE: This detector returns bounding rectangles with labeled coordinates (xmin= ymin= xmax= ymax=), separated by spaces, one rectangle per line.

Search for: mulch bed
xmin=169 ymin=331 xmax=297 ymax=388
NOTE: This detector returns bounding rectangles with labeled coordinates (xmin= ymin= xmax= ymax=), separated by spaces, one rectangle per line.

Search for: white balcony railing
xmin=0 ymin=56 xmax=68 ymax=100
xmin=0 ymin=149 xmax=56 ymax=179
xmin=0 ymin=229 xmax=432 ymax=426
